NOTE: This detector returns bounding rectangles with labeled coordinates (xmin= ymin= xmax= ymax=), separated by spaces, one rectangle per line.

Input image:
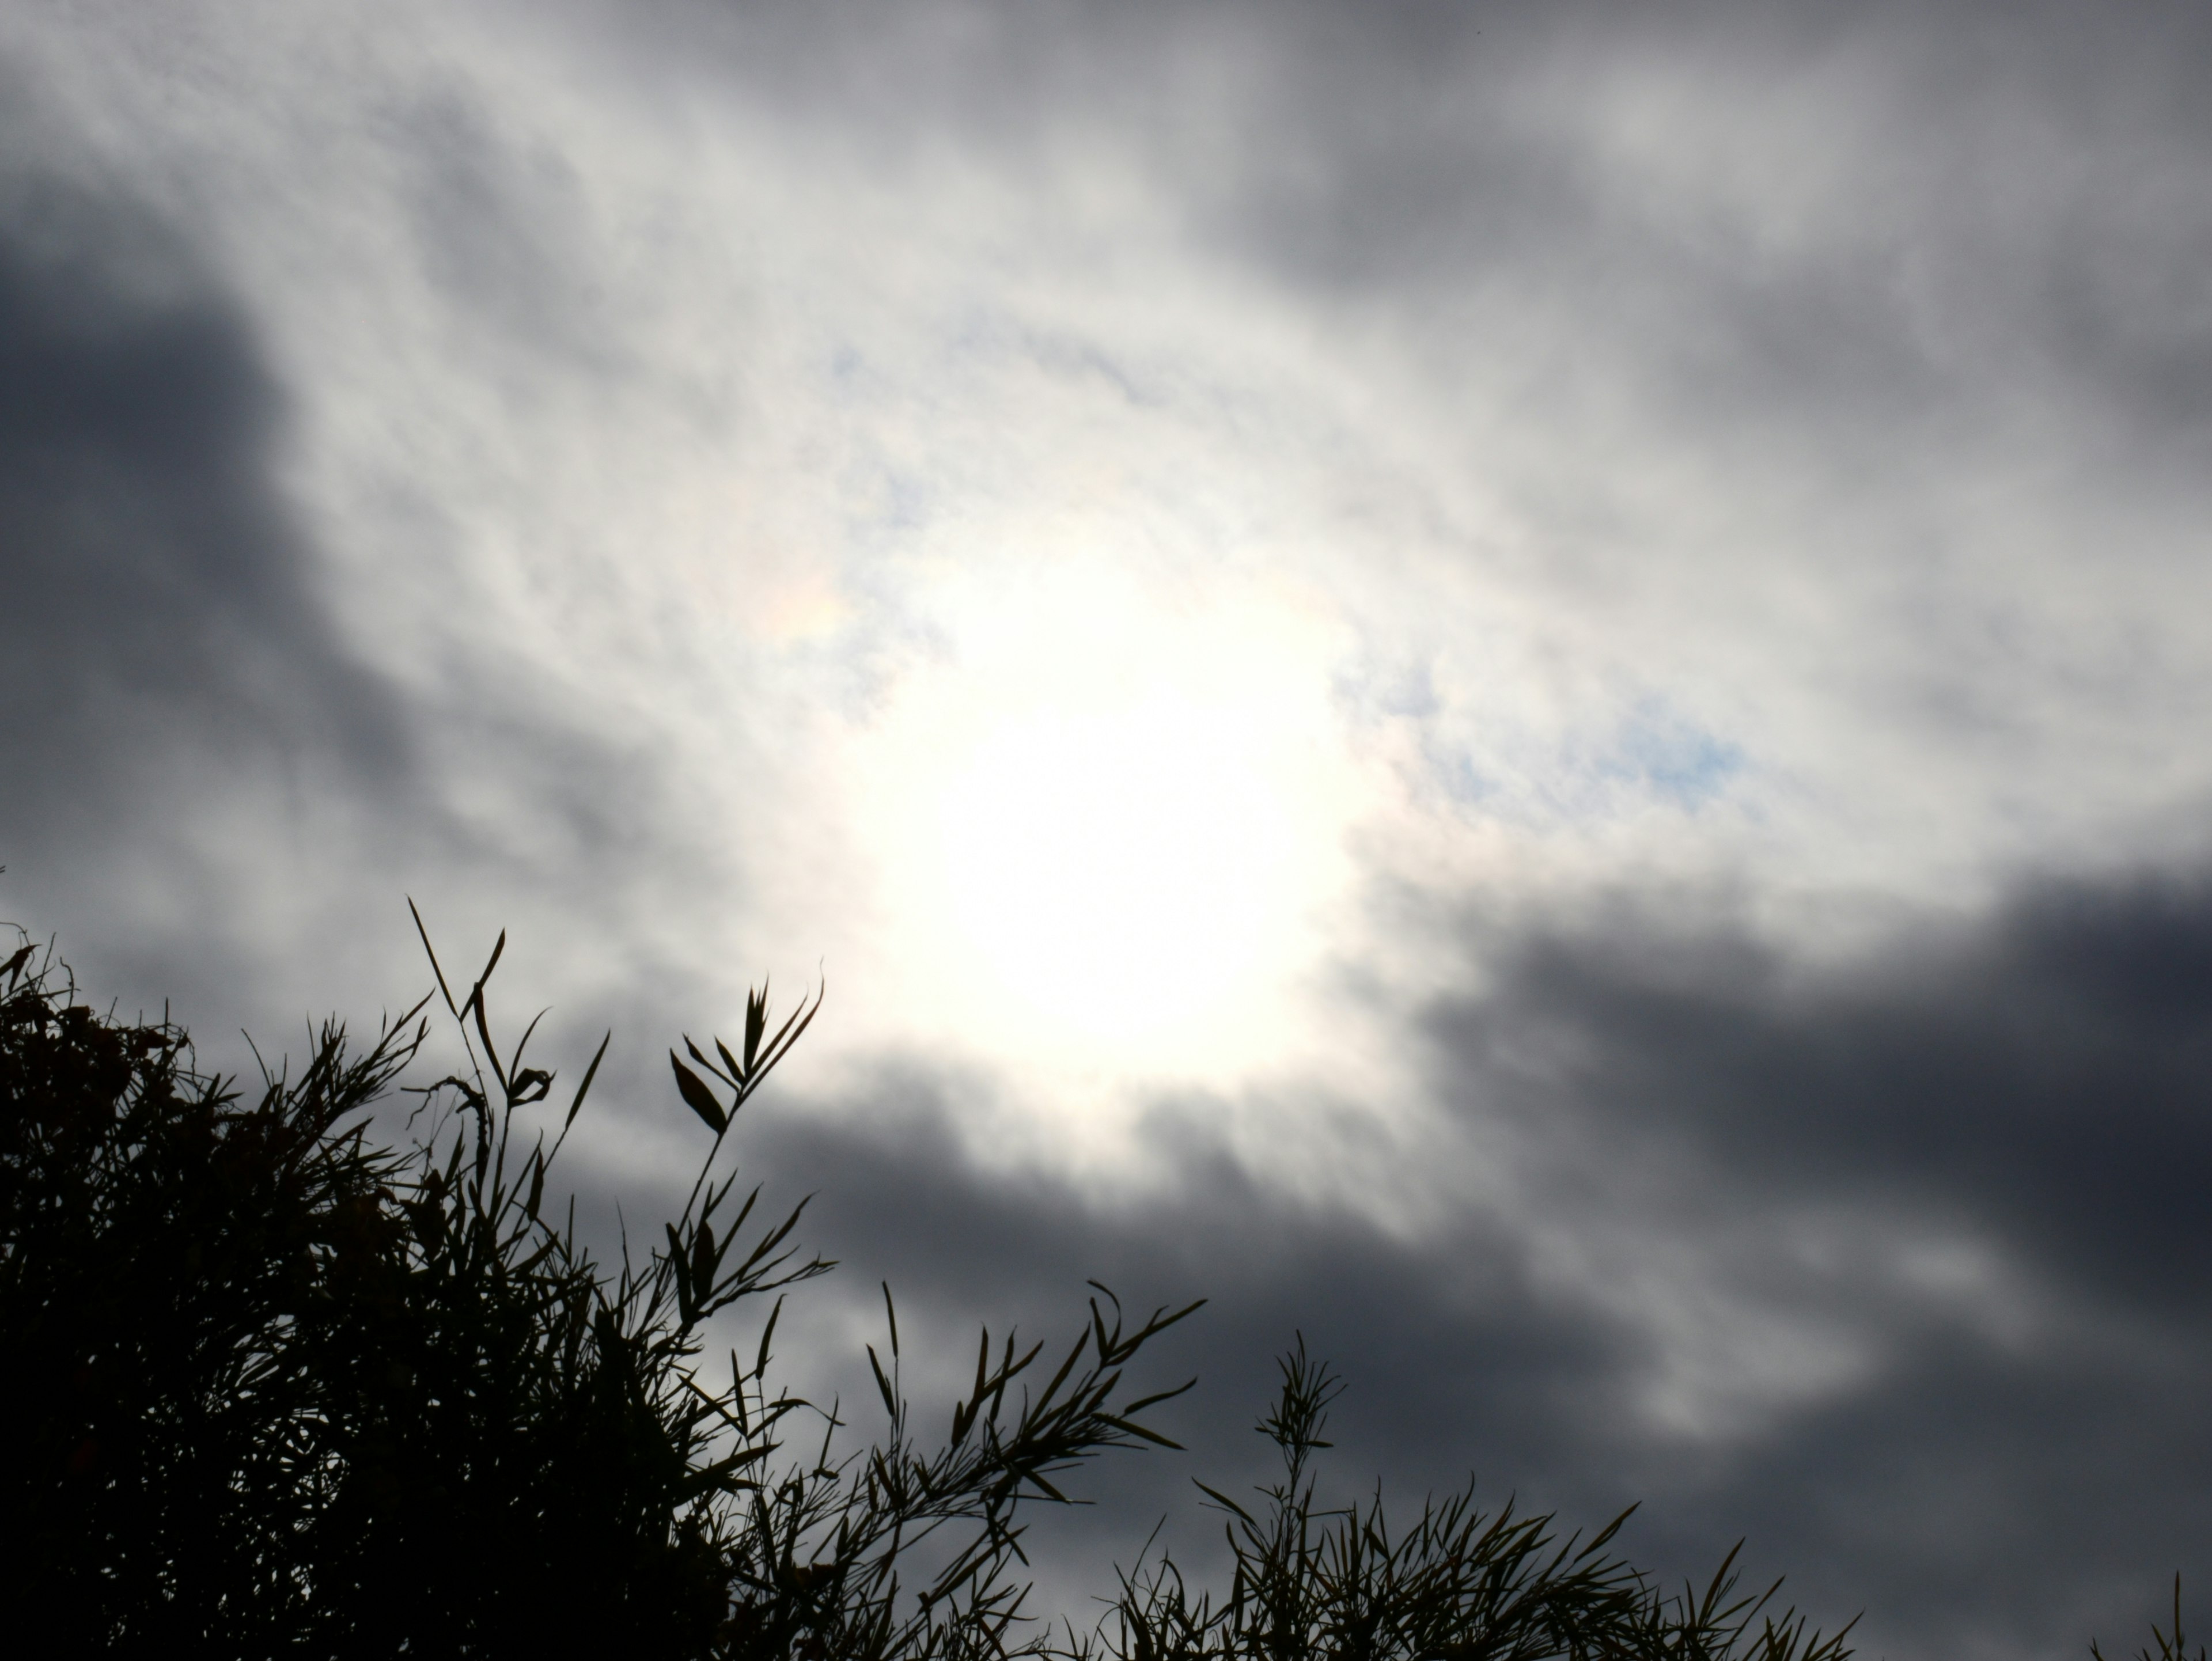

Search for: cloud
xmin=0 ymin=166 xmax=407 ymax=856
xmin=722 ymin=860 xmax=2212 ymax=1660
xmin=0 ymin=135 xmax=438 ymax=1039
xmin=0 ymin=59 xmax=698 ymax=1046
xmin=1434 ymin=872 xmax=2212 ymax=1321
xmin=6 ymin=7 xmax=2212 ymax=1656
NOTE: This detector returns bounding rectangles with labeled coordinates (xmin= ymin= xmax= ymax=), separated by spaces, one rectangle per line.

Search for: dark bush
xmin=0 ymin=911 xmax=1934 ymax=1659
xmin=0 ymin=919 xmax=1193 ymax=1659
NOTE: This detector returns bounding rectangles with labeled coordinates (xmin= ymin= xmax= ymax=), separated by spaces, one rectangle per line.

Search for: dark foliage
xmin=0 ymin=919 xmax=1195 ymax=1659
xmin=0 ymin=927 xmax=753 ymax=1654
xmin=1 ymin=938 xmax=421 ymax=1652
xmin=5 ymin=907 xmax=2166 ymax=1659
xmin=1073 ymin=1341 xmax=1850 ymax=1661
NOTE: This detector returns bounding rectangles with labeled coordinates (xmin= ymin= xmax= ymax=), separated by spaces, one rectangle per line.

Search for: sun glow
xmin=851 ymin=557 xmax=1359 ymax=1089
xmin=934 ymin=695 xmax=1294 ymax=1040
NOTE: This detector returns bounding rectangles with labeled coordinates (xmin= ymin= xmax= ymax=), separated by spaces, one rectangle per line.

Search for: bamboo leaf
xmin=744 ymin=981 xmax=767 ymax=1072
xmin=755 ymin=1295 xmax=783 ymax=1381
xmin=565 ymin=1032 xmax=609 ymax=1132
xmin=1194 ymin=1481 xmax=1258 ymax=1526
xmin=670 ymin=1053 xmax=728 ymax=1135
xmin=407 ymin=897 xmax=460 ymax=1018
xmin=868 ymin=1344 xmax=897 ymax=1417
xmin=464 ymin=929 xmax=506 ymax=1018
xmin=510 ymin=1006 xmax=548 ymax=1075
xmin=685 ymin=1034 xmax=728 ymax=1084
xmin=1122 ymin=1376 xmax=1198 ymax=1416
xmin=1099 ymin=1413 xmax=1185 ymax=1450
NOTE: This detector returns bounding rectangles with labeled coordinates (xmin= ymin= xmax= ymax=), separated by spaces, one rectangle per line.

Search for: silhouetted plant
xmin=1 ymin=914 xmax=1198 ymax=1659
xmin=1 ymin=931 xmax=419 ymax=1654
xmin=1068 ymin=1341 xmax=1853 ymax=1661
xmin=65 ymin=903 xmax=2200 ymax=1658
xmin=10 ymin=902 xmax=2200 ymax=1659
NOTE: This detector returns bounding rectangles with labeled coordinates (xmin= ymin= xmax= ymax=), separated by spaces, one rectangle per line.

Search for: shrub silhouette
xmin=1083 ymin=1338 xmax=1851 ymax=1661
xmin=0 ymin=908 xmax=1969 ymax=1660
xmin=1 ymin=917 xmax=1194 ymax=1659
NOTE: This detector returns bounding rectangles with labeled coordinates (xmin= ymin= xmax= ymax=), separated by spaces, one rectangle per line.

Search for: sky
xmin=5 ymin=2 xmax=2212 ymax=1655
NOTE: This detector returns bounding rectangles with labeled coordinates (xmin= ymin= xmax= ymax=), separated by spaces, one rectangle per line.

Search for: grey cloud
xmin=1410 ymin=872 xmax=2212 ymax=1653
xmin=1203 ymin=2 xmax=2212 ymax=448
xmin=391 ymin=88 xmax=631 ymax=382
xmin=8 ymin=7 xmax=2212 ymax=1656
xmin=0 ymin=133 xmax=670 ymax=1044
xmin=0 ymin=168 xmax=408 ymax=866
xmin=703 ymin=862 xmax=2212 ymax=1660
xmin=1437 ymin=875 xmax=2212 ymax=1319
xmin=528 ymin=0 xmax=2212 ymax=572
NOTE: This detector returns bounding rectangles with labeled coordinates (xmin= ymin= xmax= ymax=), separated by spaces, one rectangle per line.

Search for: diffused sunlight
xmin=934 ymin=696 xmax=1294 ymax=1038
xmin=846 ymin=555 xmax=1370 ymax=1112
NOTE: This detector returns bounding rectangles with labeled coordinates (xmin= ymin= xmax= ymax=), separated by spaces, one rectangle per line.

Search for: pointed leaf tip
xmin=566 ymin=1031 xmax=611 ymax=1130
xmin=744 ymin=981 xmax=768 ymax=1071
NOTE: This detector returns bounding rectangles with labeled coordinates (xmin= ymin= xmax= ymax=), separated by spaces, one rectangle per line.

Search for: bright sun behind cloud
xmin=847 ymin=552 xmax=1366 ymax=1104
xmin=934 ymin=692 xmax=1296 ymax=1040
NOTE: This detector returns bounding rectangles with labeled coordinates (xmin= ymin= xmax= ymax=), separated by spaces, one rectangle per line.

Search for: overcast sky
xmin=7 ymin=3 xmax=2212 ymax=1656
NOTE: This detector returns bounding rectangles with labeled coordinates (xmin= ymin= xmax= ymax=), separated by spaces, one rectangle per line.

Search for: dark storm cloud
xmin=1437 ymin=875 xmax=2212 ymax=1321
xmin=0 ymin=168 xmax=407 ymax=867
xmin=0 ymin=125 xmax=657 ymax=1030
xmin=1417 ymin=874 xmax=2212 ymax=1655
xmin=749 ymin=1059 xmax=1620 ymax=1466
xmin=724 ymin=864 xmax=2212 ymax=1659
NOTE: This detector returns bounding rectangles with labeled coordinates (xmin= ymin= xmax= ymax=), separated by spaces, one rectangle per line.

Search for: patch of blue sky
xmin=1426 ymin=740 xmax=1498 ymax=806
xmin=1596 ymin=698 xmax=1748 ymax=810
xmin=1404 ymin=695 xmax=1749 ymax=826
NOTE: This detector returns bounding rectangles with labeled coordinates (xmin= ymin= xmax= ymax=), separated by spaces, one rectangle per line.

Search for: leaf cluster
xmin=19 ymin=907 xmax=2184 ymax=1660
xmin=1 ymin=934 xmax=421 ymax=1651
xmin=0 ymin=917 xmax=1198 ymax=1659
xmin=1070 ymin=1341 xmax=1854 ymax=1661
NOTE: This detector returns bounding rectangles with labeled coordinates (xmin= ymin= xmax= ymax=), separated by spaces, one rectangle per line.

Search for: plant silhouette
xmin=9 ymin=906 xmax=2162 ymax=1659
xmin=2 ymin=914 xmax=1194 ymax=1658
